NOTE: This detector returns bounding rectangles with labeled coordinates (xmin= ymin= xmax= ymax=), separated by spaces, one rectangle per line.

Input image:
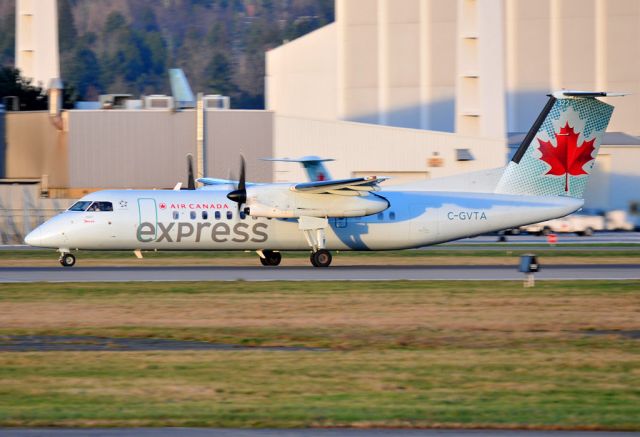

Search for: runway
xmin=1 ymin=264 xmax=638 ymax=282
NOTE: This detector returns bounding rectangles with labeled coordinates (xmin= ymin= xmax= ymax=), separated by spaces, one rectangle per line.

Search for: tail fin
xmin=495 ymin=91 xmax=621 ymax=198
xmin=169 ymin=68 xmax=196 ymax=109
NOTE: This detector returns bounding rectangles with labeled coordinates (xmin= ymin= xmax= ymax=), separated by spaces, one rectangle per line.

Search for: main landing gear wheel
xmin=260 ymin=250 xmax=282 ymax=266
xmin=59 ymin=253 xmax=76 ymax=267
xmin=310 ymin=249 xmax=332 ymax=268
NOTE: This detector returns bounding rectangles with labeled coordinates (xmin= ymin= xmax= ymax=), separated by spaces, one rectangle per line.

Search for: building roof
xmin=508 ymin=132 xmax=640 ymax=149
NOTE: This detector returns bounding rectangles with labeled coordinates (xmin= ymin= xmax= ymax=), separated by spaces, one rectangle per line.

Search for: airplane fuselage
xmin=26 ymin=189 xmax=582 ymax=252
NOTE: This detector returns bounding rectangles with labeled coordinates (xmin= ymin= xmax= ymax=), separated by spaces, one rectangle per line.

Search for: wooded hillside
xmin=0 ymin=0 xmax=334 ymax=108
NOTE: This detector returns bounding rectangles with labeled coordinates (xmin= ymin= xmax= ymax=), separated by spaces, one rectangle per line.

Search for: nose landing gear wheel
xmin=260 ymin=250 xmax=282 ymax=266
xmin=59 ymin=253 xmax=76 ymax=267
xmin=310 ymin=249 xmax=332 ymax=268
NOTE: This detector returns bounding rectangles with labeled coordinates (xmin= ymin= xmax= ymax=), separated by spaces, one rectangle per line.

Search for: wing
xmin=291 ymin=176 xmax=389 ymax=195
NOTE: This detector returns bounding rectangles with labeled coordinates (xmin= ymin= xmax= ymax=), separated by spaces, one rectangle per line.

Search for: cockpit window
xmin=68 ymin=201 xmax=92 ymax=211
xmin=87 ymin=201 xmax=113 ymax=212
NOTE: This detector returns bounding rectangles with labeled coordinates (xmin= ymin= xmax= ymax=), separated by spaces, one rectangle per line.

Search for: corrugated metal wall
xmin=0 ymin=106 xmax=5 ymax=178
xmin=205 ymin=110 xmax=274 ymax=183
xmin=68 ymin=110 xmax=196 ymax=188
xmin=4 ymin=111 xmax=67 ymax=186
xmin=68 ymin=109 xmax=274 ymax=188
xmin=273 ymin=115 xmax=505 ymax=183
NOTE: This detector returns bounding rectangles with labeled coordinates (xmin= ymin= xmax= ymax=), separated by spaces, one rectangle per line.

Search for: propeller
xmin=227 ymin=155 xmax=247 ymax=210
xmin=186 ymin=153 xmax=196 ymax=190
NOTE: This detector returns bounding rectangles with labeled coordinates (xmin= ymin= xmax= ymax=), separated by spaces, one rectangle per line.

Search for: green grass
xmin=0 ymin=280 xmax=639 ymax=429
xmin=1 ymin=349 xmax=639 ymax=429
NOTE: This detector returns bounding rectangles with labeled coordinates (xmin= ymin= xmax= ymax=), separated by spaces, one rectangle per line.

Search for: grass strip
xmin=0 ymin=280 xmax=638 ymax=429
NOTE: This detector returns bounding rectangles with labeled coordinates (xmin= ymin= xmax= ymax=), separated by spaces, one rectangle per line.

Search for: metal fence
xmin=0 ymin=184 xmax=71 ymax=244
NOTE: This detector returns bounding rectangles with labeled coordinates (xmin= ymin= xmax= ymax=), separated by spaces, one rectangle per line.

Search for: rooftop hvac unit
xmin=203 ymin=95 xmax=230 ymax=110
xmin=99 ymin=94 xmax=132 ymax=109
xmin=125 ymin=99 xmax=143 ymax=110
xmin=144 ymin=95 xmax=175 ymax=110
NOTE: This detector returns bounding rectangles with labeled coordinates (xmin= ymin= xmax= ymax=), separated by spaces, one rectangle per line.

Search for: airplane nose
xmin=24 ymin=228 xmax=41 ymax=246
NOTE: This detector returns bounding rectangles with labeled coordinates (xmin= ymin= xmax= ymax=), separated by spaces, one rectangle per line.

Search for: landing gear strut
xmin=259 ymin=250 xmax=282 ymax=266
xmin=298 ymin=216 xmax=333 ymax=268
xmin=59 ymin=253 xmax=76 ymax=267
xmin=310 ymin=249 xmax=332 ymax=268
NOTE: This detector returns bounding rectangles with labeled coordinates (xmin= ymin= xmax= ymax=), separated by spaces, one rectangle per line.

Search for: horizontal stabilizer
xmin=262 ymin=156 xmax=335 ymax=163
xmin=551 ymin=90 xmax=629 ymax=98
xmin=263 ymin=156 xmax=334 ymax=182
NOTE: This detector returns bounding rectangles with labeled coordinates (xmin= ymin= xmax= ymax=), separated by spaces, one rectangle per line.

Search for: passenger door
xmin=137 ymin=198 xmax=157 ymax=240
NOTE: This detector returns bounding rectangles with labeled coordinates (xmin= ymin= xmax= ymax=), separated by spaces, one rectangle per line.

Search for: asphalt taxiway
xmin=1 ymin=264 xmax=638 ymax=282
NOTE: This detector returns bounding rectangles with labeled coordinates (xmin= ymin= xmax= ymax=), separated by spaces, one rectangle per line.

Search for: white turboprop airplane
xmin=26 ymin=91 xmax=622 ymax=267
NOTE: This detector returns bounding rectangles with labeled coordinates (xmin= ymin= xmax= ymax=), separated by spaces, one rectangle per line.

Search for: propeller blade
xmin=226 ymin=155 xmax=247 ymax=208
xmin=187 ymin=154 xmax=196 ymax=190
xmin=238 ymin=155 xmax=246 ymax=192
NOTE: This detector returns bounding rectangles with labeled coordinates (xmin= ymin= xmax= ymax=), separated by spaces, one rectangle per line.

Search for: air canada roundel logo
xmin=538 ymin=122 xmax=596 ymax=192
xmin=159 ymin=202 xmax=167 ymax=210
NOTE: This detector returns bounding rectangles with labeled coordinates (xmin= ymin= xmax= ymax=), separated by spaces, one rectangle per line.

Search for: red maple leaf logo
xmin=159 ymin=202 xmax=167 ymax=210
xmin=538 ymin=122 xmax=596 ymax=192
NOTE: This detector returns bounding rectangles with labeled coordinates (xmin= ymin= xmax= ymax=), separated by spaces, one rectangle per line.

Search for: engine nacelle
xmin=246 ymin=186 xmax=389 ymax=219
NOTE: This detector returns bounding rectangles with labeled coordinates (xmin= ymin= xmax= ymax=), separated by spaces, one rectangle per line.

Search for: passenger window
xmin=239 ymin=211 xmax=246 ymax=220
xmin=335 ymin=218 xmax=347 ymax=228
xmin=87 ymin=201 xmax=113 ymax=212
xmin=377 ymin=212 xmax=384 ymax=221
xmin=190 ymin=211 xmax=196 ymax=220
xmin=389 ymin=212 xmax=396 ymax=220
xmin=172 ymin=211 xmax=179 ymax=220
xmin=214 ymin=211 xmax=221 ymax=220
xmin=226 ymin=211 xmax=233 ymax=220
xmin=68 ymin=201 xmax=92 ymax=211
xmin=202 ymin=211 xmax=208 ymax=220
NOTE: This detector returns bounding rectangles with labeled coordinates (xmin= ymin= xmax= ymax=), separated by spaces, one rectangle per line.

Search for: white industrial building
xmin=267 ymin=0 xmax=640 ymax=216
xmin=2 ymin=0 xmax=640 ymax=243
xmin=15 ymin=0 xmax=60 ymax=89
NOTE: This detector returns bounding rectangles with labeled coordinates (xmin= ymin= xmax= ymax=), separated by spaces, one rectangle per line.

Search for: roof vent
xmin=456 ymin=148 xmax=475 ymax=161
xmin=144 ymin=95 xmax=174 ymax=110
xmin=203 ymin=94 xmax=231 ymax=110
